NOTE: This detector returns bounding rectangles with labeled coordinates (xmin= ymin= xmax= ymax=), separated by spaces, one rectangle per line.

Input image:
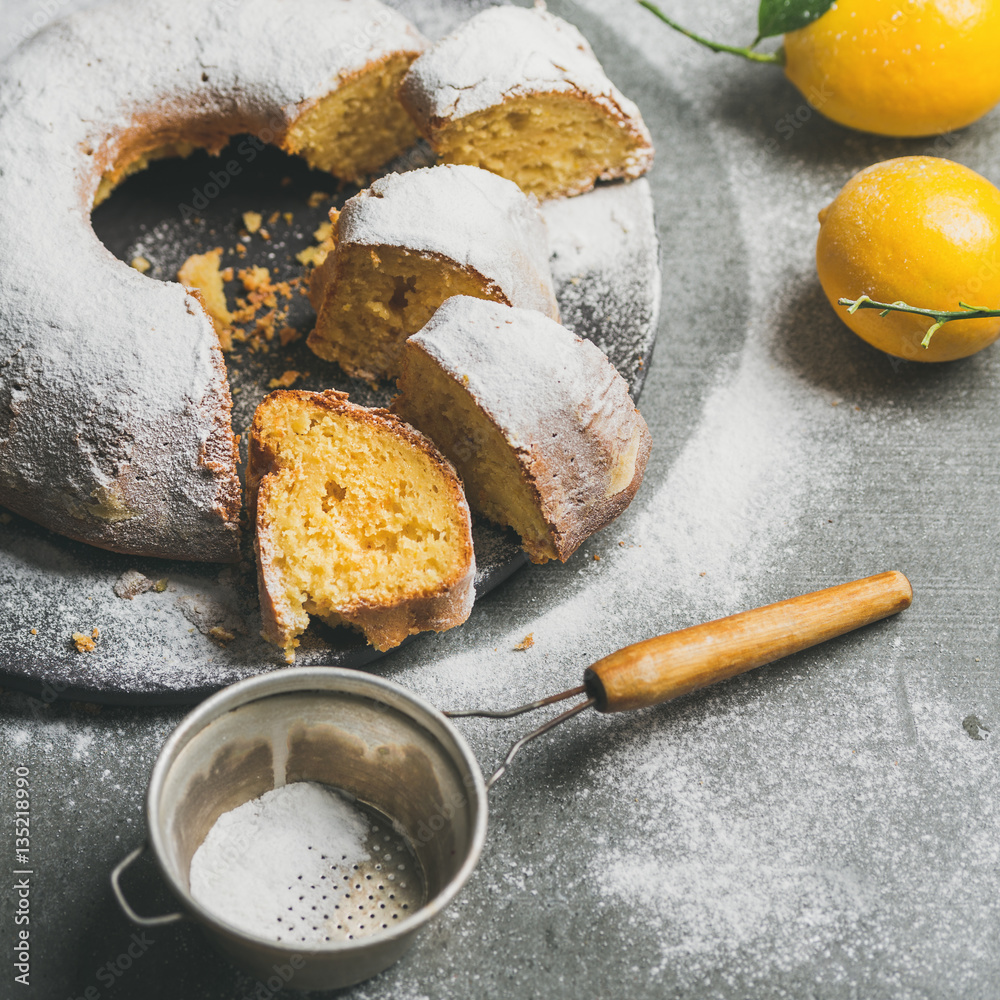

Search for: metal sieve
xmin=112 ymin=571 xmax=911 ymax=991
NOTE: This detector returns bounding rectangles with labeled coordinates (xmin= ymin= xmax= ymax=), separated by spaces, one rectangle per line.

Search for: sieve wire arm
xmin=444 ymin=684 xmax=588 ymax=720
xmin=445 ymin=689 xmax=596 ymax=790
xmin=483 ymin=696 xmax=596 ymax=788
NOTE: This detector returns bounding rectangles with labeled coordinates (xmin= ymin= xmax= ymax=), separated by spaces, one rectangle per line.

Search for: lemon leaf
xmin=757 ymin=0 xmax=835 ymax=41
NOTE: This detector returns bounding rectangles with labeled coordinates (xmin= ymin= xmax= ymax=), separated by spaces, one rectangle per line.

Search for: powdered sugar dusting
xmin=585 ymin=670 xmax=999 ymax=990
xmin=189 ymin=782 xmax=370 ymax=943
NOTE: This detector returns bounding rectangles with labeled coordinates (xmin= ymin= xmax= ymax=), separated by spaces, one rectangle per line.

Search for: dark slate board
xmin=0 ymin=136 xmax=659 ymax=704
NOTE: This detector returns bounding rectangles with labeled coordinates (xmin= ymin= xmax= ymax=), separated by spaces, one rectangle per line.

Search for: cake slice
xmin=248 ymin=390 xmax=475 ymax=661
xmin=280 ymin=43 xmax=425 ymax=185
xmin=399 ymin=4 xmax=654 ymax=201
xmin=393 ymin=297 xmax=651 ymax=564
xmin=306 ymin=164 xmax=559 ymax=382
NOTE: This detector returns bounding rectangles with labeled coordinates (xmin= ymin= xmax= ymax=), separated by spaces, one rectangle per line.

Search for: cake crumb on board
xmin=177 ymin=247 xmax=233 ymax=347
xmin=71 ymin=630 xmax=98 ymax=653
xmin=177 ymin=247 xmax=299 ymax=354
xmin=268 ymin=370 xmax=302 ymax=389
xmin=295 ymin=219 xmax=336 ymax=268
xmin=514 ymin=633 xmax=534 ymax=651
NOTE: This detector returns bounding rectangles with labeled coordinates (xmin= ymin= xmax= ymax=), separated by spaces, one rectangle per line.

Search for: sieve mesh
xmin=273 ymin=800 xmax=426 ymax=945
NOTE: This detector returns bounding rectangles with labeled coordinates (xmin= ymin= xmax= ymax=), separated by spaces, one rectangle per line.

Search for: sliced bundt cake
xmin=306 ymin=164 xmax=559 ymax=382
xmin=248 ymin=389 xmax=475 ymax=661
xmin=0 ymin=0 xmax=428 ymax=562
xmin=393 ymin=297 xmax=651 ymax=564
xmin=399 ymin=4 xmax=653 ymax=201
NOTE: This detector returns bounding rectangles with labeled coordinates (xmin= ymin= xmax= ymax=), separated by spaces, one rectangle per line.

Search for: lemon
xmin=784 ymin=0 xmax=1000 ymax=137
xmin=816 ymin=156 xmax=1000 ymax=362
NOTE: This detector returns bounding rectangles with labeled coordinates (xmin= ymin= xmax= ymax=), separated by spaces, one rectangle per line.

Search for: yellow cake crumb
xmin=177 ymin=248 xmax=233 ymax=349
xmin=179 ymin=252 xmax=301 ymax=356
xmin=30 ymin=628 xmax=37 ymax=635
xmin=243 ymin=211 xmax=263 ymax=233
xmin=279 ymin=326 xmax=300 ymax=346
xmin=268 ymin=370 xmax=302 ymax=388
xmin=208 ymin=626 xmax=236 ymax=644
xmin=130 ymin=256 xmax=152 ymax=273
xmin=308 ymin=190 xmax=331 ymax=207
xmin=283 ymin=212 xmax=294 ymax=225
xmin=296 ymin=244 xmax=324 ymax=267
xmin=514 ymin=632 xmax=534 ymax=651
xmin=295 ymin=220 xmax=337 ymax=268
xmin=227 ymin=267 xmax=301 ymax=353
xmin=240 ymin=266 xmax=271 ymax=293
xmin=72 ymin=632 xmax=96 ymax=653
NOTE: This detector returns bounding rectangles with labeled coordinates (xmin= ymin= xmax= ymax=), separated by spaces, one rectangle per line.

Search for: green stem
xmin=638 ymin=0 xmax=785 ymax=64
xmin=839 ymin=295 xmax=1000 ymax=349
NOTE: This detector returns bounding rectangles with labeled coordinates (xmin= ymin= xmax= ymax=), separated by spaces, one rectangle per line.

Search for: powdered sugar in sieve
xmin=189 ymin=781 xmax=424 ymax=944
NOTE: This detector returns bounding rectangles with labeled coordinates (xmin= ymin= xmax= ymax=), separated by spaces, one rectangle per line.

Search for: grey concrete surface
xmin=1 ymin=1 xmax=998 ymax=998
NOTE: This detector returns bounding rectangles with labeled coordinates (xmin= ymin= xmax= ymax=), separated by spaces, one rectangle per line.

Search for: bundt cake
xmin=393 ymin=296 xmax=651 ymax=564
xmin=0 ymin=0 xmax=425 ymax=562
xmin=399 ymin=3 xmax=654 ymax=201
xmin=247 ymin=390 xmax=475 ymax=661
xmin=306 ymin=164 xmax=560 ymax=382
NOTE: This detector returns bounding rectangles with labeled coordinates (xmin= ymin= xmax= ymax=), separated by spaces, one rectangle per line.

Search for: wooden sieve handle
xmin=583 ymin=571 xmax=912 ymax=713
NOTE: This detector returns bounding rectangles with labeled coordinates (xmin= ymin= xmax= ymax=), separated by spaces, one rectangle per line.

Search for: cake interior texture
xmin=282 ymin=53 xmax=420 ymax=182
xmin=177 ymin=248 xmax=232 ymax=337
xmin=431 ymin=93 xmax=642 ymax=200
xmin=253 ymin=394 xmax=472 ymax=657
xmin=95 ymin=54 xmax=419 ymax=206
xmin=308 ymin=245 xmax=506 ymax=380
xmin=395 ymin=349 xmax=559 ymax=563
